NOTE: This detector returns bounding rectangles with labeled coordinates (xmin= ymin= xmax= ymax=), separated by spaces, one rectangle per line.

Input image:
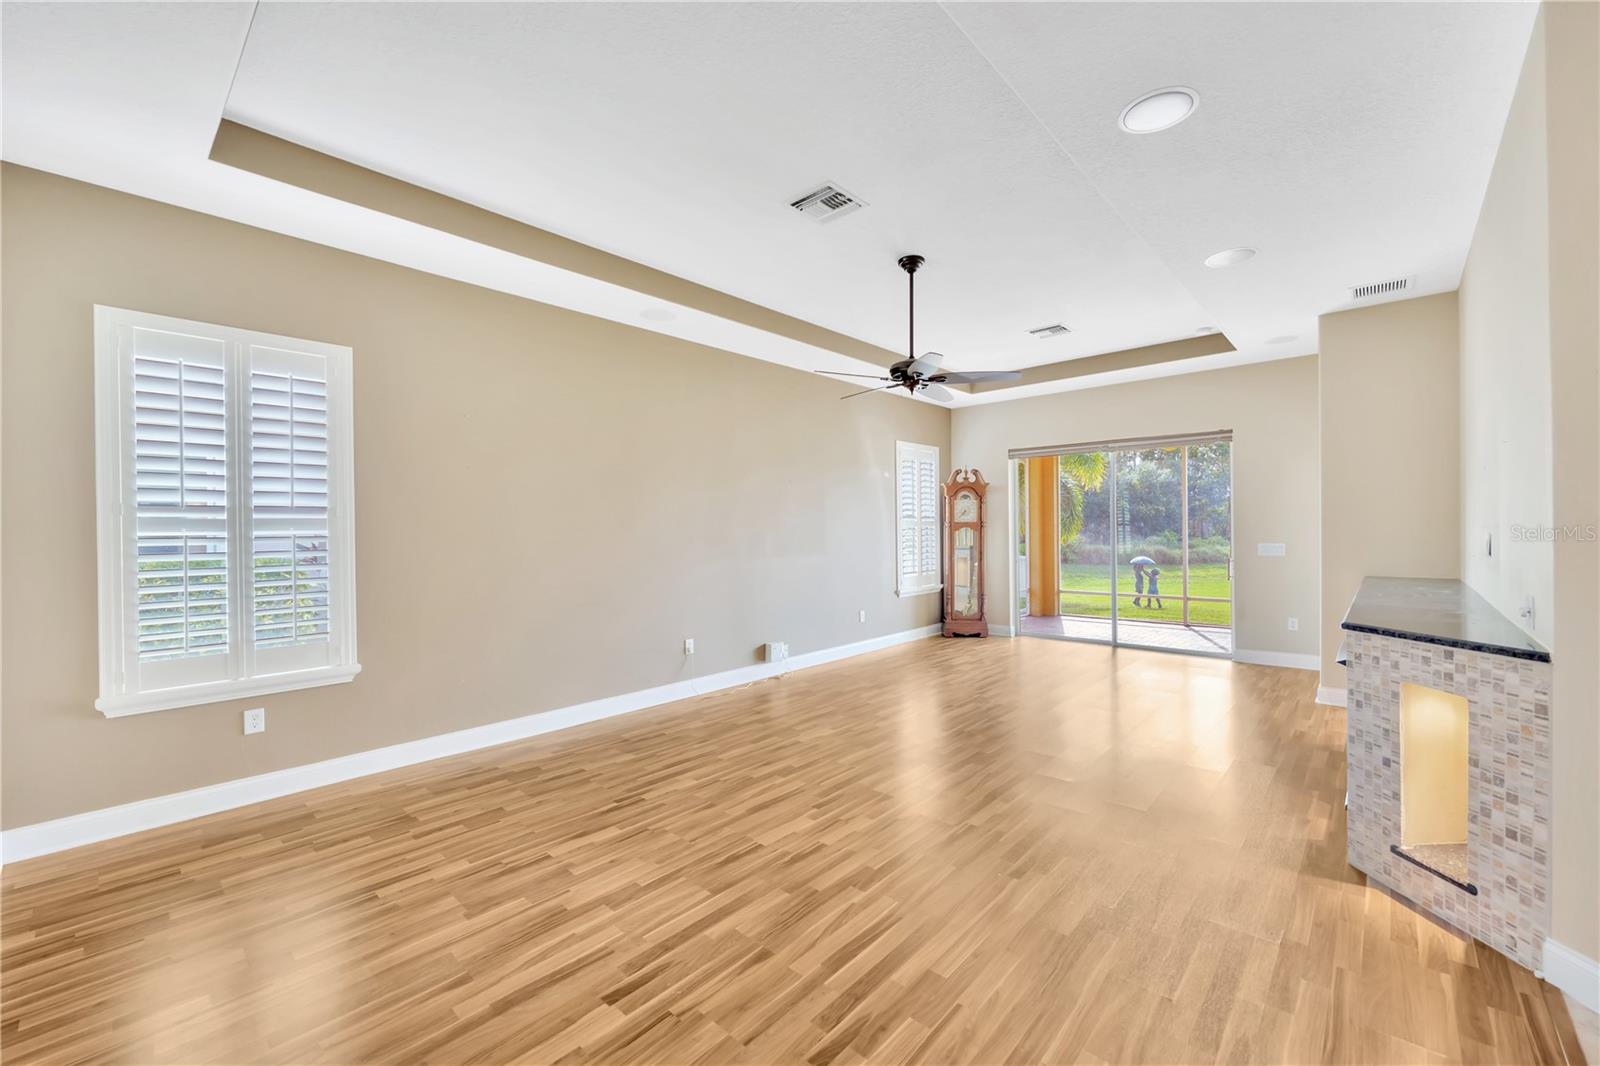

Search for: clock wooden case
xmin=942 ymin=468 xmax=989 ymax=637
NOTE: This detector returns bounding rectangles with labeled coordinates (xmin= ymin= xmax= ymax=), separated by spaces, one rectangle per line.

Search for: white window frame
xmin=894 ymin=440 xmax=943 ymax=597
xmin=93 ymin=306 xmax=360 ymax=717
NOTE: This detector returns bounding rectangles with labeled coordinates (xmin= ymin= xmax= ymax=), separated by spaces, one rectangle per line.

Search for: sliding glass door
xmin=1015 ymin=450 xmax=1114 ymax=642
xmin=1013 ymin=435 xmax=1232 ymax=656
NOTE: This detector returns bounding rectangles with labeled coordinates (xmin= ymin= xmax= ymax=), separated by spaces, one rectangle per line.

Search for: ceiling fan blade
xmin=906 ymin=351 xmax=945 ymax=376
xmin=937 ymin=370 xmax=1023 ymax=384
xmin=917 ymin=382 xmax=954 ymax=402
xmin=840 ymin=384 xmax=898 ymax=400
xmin=814 ymin=369 xmax=893 ymax=380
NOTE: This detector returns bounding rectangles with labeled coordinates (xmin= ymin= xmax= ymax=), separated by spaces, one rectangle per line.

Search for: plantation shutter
xmin=249 ymin=345 xmax=338 ymax=675
xmin=97 ymin=306 xmax=359 ymax=716
xmin=127 ymin=327 xmax=233 ymax=691
xmin=895 ymin=441 xmax=941 ymax=595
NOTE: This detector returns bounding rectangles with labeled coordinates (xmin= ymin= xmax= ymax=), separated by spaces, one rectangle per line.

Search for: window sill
xmin=897 ymin=584 xmax=943 ymax=598
xmin=96 ymin=663 xmax=362 ymax=719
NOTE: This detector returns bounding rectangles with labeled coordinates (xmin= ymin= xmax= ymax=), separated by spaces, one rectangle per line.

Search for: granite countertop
xmin=1339 ymin=576 xmax=1551 ymax=662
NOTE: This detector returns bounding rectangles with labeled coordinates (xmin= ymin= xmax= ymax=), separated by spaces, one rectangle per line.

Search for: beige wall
xmin=1318 ymin=293 xmax=1461 ymax=688
xmin=950 ymin=356 xmax=1321 ymax=661
xmin=1460 ymin=3 xmax=1599 ymax=963
xmin=0 ymin=164 xmax=949 ymax=829
xmin=1459 ymin=12 xmax=1554 ymax=648
xmin=1544 ymin=0 xmax=1599 ymax=965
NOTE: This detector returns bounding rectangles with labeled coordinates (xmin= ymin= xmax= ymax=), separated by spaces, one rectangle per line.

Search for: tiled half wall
xmin=1344 ymin=630 xmax=1552 ymax=971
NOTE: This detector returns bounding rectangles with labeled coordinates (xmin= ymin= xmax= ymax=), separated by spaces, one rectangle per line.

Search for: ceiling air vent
xmin=1028 ymin=323 xmax=1072 ymax=338
xmin=1350 ymin=276 xmax=1414 ymax=301
xmin=789 ymin=183 xmax=866 ymax=223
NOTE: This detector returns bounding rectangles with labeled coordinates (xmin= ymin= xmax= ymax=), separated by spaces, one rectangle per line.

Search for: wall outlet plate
xmin=243 ymin=707 xmax=266 ymax=735
xmin=859 ymin=610 xmax=866 ymax=623
xmin=1288 ymin=617 xmax=1299 ymax=631
xmin=683 ymin=638 xmax=694 ymax=656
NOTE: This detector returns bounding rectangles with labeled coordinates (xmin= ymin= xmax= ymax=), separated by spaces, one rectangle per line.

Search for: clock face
xmin=954 ymin=491 xmax=978 ymax=523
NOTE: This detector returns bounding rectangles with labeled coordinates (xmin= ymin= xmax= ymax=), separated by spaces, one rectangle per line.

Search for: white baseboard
xmin=1545 ymin=937 xmax=1600 ymax=1014
xmin=1233 ymin=649 xmax=1321 ymax=671
xmin=1315 ymin=685 xmax=1348 ymax=707
xmin=0 ymin=624 xmax=941 ymax=865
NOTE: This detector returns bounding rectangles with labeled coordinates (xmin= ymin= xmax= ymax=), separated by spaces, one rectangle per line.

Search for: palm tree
xmin=1058 ymin=452 xmax=1107 ymax=563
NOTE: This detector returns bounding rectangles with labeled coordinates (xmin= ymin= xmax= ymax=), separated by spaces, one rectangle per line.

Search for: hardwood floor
xmin=1 ymin=637 xmax=1587 ymax=1065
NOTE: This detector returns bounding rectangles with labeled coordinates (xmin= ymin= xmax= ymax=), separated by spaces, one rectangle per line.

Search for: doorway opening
xmin=1011 ymin=434 xmax=1233 ymax=656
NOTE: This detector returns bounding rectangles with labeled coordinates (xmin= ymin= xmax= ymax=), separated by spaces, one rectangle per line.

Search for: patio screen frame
xmin=1006 ymin=431 xmax=1235 ymax=658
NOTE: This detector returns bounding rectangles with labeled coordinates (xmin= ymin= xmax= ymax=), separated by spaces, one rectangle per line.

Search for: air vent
xmin=1350 ymin=276 xmax=1414 ymax=301
xmin=789 ymin=183 xmax=866 ymax=223
xmin=1028 ymin=324 xmax=1072 ymax=338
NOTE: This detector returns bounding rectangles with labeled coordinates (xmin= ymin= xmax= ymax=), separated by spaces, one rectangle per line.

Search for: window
xmin=895 ymin=440 xmax=941 ymax=596
xmin=94 ymin=307 xmax=358 ymax=716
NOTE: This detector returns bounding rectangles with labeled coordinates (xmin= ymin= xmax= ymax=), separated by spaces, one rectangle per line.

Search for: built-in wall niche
xmin=1392 ymin=681 xmax=1475 ymax=893
xmin=1343 ymin=578 xmax=1551 ymax=970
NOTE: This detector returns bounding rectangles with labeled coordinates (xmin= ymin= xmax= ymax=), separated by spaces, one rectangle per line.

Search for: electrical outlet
xmin=683 ymin=638 xmax=694 ymax=656
xmin=243 ymin=707 xmax=266 ymax=735
xmin=858 ymin=609 xmax=866 ymax=623
xmin=1287 ymin=617 xmax=1299 ymax=632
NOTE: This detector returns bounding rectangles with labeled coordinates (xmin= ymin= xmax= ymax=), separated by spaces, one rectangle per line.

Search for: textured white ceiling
xmin=224 ymin=2 xmax=1212 ymax=372
xmin=943 ymin=1 xmax=1539 ymax=354
xmin=3 ymin=1 xmax=1537 ymax=396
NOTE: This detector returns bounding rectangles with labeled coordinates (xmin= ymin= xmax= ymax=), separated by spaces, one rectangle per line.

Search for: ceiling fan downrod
xmin=898 ymin=254 xmax=924 ymax=367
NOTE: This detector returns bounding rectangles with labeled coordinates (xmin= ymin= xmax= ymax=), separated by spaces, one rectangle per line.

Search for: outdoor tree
xmin=1057 ymin=451 xmax=1107 ymax=563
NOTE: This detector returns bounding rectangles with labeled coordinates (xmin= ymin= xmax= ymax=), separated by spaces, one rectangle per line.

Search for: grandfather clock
xmin=942 ymin=468 xmax=989 ymax=637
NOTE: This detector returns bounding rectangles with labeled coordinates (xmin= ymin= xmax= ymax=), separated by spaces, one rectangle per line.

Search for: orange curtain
xmin=1025 ymin=455 xmax=1060 ymax=616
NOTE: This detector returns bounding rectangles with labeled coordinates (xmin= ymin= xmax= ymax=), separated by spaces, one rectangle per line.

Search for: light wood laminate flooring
xmin=1 ymin=637 xmax=1587 ymax=1064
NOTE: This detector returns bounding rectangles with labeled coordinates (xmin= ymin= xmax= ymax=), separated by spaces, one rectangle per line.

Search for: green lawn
xmin=1058 ymin=562 xmax=1232 ymax=627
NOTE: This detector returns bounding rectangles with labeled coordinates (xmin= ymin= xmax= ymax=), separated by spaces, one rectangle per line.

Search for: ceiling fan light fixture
xmin=1119 ymin=87 xmax=1198 ymax=134
xmin=1204 ymin=247 xmax=1257 ymax=268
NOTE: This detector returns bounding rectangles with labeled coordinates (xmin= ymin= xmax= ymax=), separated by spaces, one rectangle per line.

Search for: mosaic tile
xmin=1344 ymin=629 xmax=1552 ymax=971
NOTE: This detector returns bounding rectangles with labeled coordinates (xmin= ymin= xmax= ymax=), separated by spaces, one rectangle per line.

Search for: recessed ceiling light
xmin=1195 ymin=326 xmax=1217 ymax=334
xmin=1204 ymin=247 xmax=1257 ymax=268
xmin=1119 ymin=87 xmax=1198 ymax=134
xmin=641 ymin=308 xmax=676 ymax=322
xmin=1266 ymin=334 xmax=1299 ymax=344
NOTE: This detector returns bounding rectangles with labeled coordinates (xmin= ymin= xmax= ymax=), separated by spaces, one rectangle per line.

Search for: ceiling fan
xmin=819 ymin=254 xmax=1022 ymax=400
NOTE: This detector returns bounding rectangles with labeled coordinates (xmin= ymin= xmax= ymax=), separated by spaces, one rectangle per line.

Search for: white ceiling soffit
xmin=3 ymin=2 xmax=1537 ymax=402
xmin=222 ymin=2 xmax=1214 ymax=376
xmin=0 ymin=2 xmax=942 ymax=406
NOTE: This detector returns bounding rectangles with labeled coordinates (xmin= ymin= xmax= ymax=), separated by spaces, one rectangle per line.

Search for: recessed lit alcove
xmin=1393 ymin=682 xmax=1472 ymax=890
